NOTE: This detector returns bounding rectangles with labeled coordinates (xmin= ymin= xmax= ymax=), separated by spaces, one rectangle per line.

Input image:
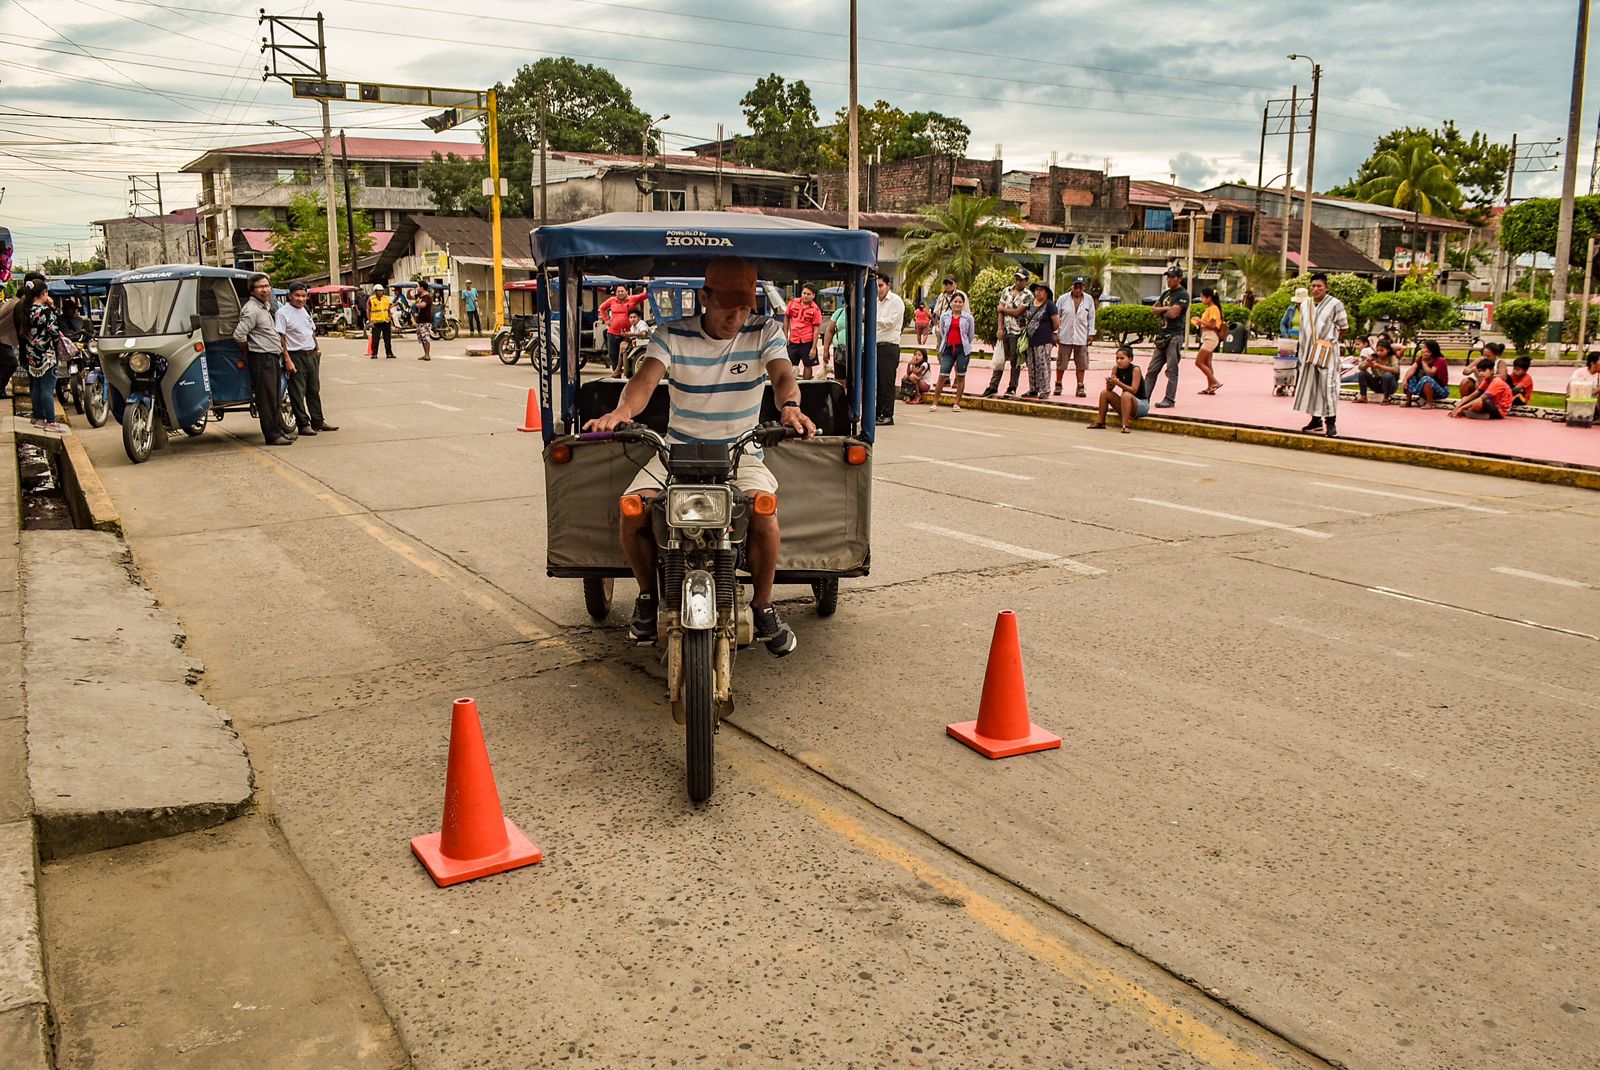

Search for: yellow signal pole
xmin=487 ymin=87 xmax=504 ymax=333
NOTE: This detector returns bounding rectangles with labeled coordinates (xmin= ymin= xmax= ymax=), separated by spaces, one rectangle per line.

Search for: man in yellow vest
xmin=368 ymin=283 xmax=396 ymax=359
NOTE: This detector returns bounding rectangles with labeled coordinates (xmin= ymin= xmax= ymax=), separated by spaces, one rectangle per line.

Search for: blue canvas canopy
xmin=65 ymin=269 xmax=123 ymax=294
xmin=530 ymin=212 xmax=879 ymax=278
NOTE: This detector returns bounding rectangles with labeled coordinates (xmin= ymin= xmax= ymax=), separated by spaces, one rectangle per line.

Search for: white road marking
xmin=906 ymin=421 xmax=1004 ymax=438
xmin=908 ymin=523 xmax=1104 ymax=575
xmin=1300 ymin=502 xmax=1373 ymax=517
xmin=1368 ymin=586 xmax=1598 ymax=641
xmin=493 ymin=382 xmax=533 ymax=393
xmin=1490 ymin=566 xmax=1590 ymax=590
xmin=902 ymin=454 xmax=1033 ymax=480
xmin=1131 ymin=497 xmax=1332 ymax=539
xmin=1310 ymin=481 xmax=1506 ymax=514
xmin=364 ymin=418 xmax=398 ymax=430
xmin=446 ymin=373 xmax=476 ymax=380
xmin=330 ymin=376 xmax=358 ymax=385
xmin=458 ymin=391 xmax=496 ymax=400
xmin=1072 ymin=444 xmax=1208 ymax=467
xmin=417 ymin=400 xmax=463 ymax=412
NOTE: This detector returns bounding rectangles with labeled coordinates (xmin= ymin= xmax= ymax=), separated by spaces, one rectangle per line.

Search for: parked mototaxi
xmin=99 ymin=265 xmax=294 ymax=463
xmin=532 ymin=212 xmax=877 ymax=802
xmin=308 ymin=284 xmax=360 ymax=334
xmin=492 ymin=274 xmax=641 ymax=369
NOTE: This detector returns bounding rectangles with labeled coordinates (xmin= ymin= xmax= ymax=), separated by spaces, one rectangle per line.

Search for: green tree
xmin=1058 ymin=246 xmax=1137 ymax=302
xmin=264 ymin=191 xmax=374 ymax=284
xmin=821 ymin=100 xmax=969 ymax=167
xmin=967 ymin=266 xmax=1009 ymax=345
xmin=40 ymin=251 xmax=107 ymax=276
xmin=1096 ymin=304 xmax=1162 ymax=345
xmin=1270 ymin=272 xmax=1376 ymax=333
xmin=1361 ymin=288 xmax=1456 ymax=341
xmin=1494 ymin=298 xmax=1548 ymax=354
xmin=737 ymin=74 xmax=824 ymax=173
xmin=1250 ymin=291 xmax=1294 ymax=336
xmin=1328 ymin=122 xmax=1509 ymax=220
xmin=1224 ymin=250 xmax=1281 ymax=306
xmin=423 ymin=57 xmax=652 ymax=217
xmin=1499 ymin=195 xmax=1600 ymax=265
xmin=897 ymin=193 xmax=1026 ymax=294
xmin=1357 ymin=136 xmax=1462 ymax=258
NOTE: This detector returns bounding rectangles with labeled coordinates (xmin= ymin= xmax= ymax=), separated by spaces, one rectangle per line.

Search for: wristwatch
xmin=782 ymin=400 xmax=800 ymax=410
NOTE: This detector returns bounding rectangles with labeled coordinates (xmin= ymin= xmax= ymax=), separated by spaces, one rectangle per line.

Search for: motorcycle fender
xmin=714 ymin=632 xmax=733 ymax=711
xmin=682 ymin=570 xmax=716 ymax=630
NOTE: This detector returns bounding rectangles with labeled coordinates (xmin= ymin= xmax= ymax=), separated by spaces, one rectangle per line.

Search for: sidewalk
xmin=927 ymin=348 xmax=1598 ymax=473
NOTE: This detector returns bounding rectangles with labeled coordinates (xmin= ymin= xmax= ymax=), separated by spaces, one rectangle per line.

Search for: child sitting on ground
xmin=1450 ymin=358 xmax=1513 ymax=420
xmin=900 ymin=349 xmax=933 ymax=403
xmin=1087 ymin=345 xmax=1147 ymax=433
xmin=1504 ymin=355 xmax=1535 ymax=407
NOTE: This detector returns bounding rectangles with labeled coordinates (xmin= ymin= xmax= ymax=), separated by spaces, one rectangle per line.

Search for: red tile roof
xmin=190 ymin=137 xmax=484 ymax=165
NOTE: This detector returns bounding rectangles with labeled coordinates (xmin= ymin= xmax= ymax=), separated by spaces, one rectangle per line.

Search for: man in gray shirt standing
xmin=1146 ymin=266 xmax=1190 ymax=408
xmin=232 ymin=273 xmax=295 ymax=446
xmin=276 ymin=281 xmax=338 ymax=436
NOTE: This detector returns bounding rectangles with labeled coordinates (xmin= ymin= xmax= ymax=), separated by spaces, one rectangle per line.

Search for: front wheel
xmin=582 ymin=577 xmax=613 ymax=621
xmin=812 ymin=577 xmax=839 ymax=617
xmin=494 ymin=331 xmax=520 ymax=365
xmin=83 ymin=374 xmax=109 ymax=428
xmin=440 ymin=320 xmax=459 ymax=341
xmin=684 ymin=629 xmax=715 ymax=803
xmin=121 ymin=397 xmax=154 ymax=463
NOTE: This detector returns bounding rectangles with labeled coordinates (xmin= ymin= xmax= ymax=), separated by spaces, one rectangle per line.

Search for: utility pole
xmin=261 ymin=10 xmax=341 ymax=286
xmin=1495 ymin=133 xmax=1518 ymax=304
xmin=487 ymin=87 xmax=504 ymax=328
xmin=1290 ymin=56 xmax=1320 ymax=278
xmin=1548 ymin=0 xmax=1589 ymax=361
xmin=714 ymin=121 xmax=724 ymax=210
xmin=847 ymin=0 xmax=859 ymax=229
xmin=538 ymin=94 xmax=549 ymax=228
xmin=339 ymin=130 xmax=357 ymax=286
xmin=1278 ymin=85 xmax=1298 ymax=278
xmin=129 ymin=174 xmax=170 ymax=264
xmin=1253 ymin=106 xmax=1268 ymax=251
xmin=1499 ymin=136 xmax=1561 ymax=298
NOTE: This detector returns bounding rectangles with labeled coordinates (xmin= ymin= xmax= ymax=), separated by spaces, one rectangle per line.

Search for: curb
xmin=15 ymin=427 xmax=121 ymax=536
xmin=937 ymin=395 xmax=1600 ymax=492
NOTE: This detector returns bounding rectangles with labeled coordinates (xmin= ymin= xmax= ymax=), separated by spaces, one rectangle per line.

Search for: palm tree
xmin=1057 ymin=246 xmax=1138 ymax=302
xmin=898 ymin=194 xmax=1027 ymax=294
xmin=1358 ymin=136 xmax=1462 ymax=256
xmin=1224 ymin=250 xmax=1281 ymax=307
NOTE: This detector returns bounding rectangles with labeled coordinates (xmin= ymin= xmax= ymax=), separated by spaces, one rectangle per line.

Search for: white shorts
xmin=625 ymin=453 xmax=778 ymax=496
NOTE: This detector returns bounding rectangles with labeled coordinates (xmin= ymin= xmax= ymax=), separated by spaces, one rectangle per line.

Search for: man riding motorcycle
xmin=583 ymin=256 xmax=816 ymax=656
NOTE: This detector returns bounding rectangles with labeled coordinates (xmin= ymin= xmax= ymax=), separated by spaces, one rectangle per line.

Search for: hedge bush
xmin=1096 ymin=304 xmax=1162 ymax=344
xmin=1250 ymin=291 xmax=1294 ymax=337
xmin=968 ymin=266 xmax=1009 ymax=345
xmin=1494 ymin=298 xmax=1548 ymax=354
xmin=1361 ymin=289 xmax=1456 ymax=340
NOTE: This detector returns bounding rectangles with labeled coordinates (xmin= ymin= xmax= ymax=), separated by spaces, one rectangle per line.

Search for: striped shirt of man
xmin=642 ymin=314 xmax=788 ymax=455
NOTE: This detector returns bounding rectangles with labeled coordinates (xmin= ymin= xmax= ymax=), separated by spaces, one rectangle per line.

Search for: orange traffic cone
xmin=947 ymin=611 xmax=1061 ymax=759
xmin=516 ymin=387 xmax=542 ymax=433
xmin=410 ymin=697 xmax=542 ymax=886
xmin=365 ymin=327 xmax=374 ymax=357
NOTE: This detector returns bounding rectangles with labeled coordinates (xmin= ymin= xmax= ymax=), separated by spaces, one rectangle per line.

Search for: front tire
xmin=440 ymin=320 xmax=459 ymax=341
xmin=684 ymin=629 xmax=714 ymax=803
xmin=582 ymin=577 xmax=613 ymax=621
xmin=494 ymin=331 xmax=520 ymax=365
xmin=812 ymin=577 xmax=839 ymax=617
xmin=83 ymin=374 xmax=109 ymax=428
xmin=121 ymin=397 xmax=154 ymax=463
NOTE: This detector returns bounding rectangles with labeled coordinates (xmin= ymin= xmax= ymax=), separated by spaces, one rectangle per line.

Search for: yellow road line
xmin=742 ymin=758 xmax=1296 ymax=1070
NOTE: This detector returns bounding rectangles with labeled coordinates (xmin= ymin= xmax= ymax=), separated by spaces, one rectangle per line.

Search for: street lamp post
xmin=1548 ymin=0 xmax=1590 ymax=360
xmin=269 ymin=118 xmax=339 ymax=284
xmin=1289 ymin=55 xmax=1321 ymax=279
xmin=1169 ymin=196 xmax=1219 ymax=345
xmin=640 ymin=113 xmax=670 ymax=211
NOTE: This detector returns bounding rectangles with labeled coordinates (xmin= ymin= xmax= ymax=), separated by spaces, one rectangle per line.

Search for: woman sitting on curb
xmin=1404 ymin=339 xmax=1451 ymax=408
xmin=1087 ymin=346 xmax=1147 ymax=433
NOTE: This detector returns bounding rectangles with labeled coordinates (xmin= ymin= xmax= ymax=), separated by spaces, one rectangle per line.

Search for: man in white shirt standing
xmin=874 ymin=274 xmax=905 ymax=426
xmin=276 ymin=282 xmax=338 ymax=435
xmin=1054 ymin=276 xmax=1096 ymax=398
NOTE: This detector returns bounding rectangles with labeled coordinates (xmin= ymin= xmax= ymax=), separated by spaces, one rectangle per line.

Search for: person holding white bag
xmin=1293 ymin=272 xmax=1348 ymax=437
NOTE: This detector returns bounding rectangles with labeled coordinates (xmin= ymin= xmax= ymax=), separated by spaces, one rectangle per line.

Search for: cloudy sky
xmin=1 ymin=0 xmax=1590 ymax=266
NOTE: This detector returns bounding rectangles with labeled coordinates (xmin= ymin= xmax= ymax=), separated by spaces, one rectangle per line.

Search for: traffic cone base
xmin=411 ymin=818 xmax=542 ymax=887
xmin=517 ymin=386 xmax=542 ymax=432
xmin=946 ymin=719 xmax=1061 ymax=759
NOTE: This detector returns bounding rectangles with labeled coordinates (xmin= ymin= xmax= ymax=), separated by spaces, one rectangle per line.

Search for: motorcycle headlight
xmin=666 ymin=485 xmax=732 ymax=529
xmin=128 ymin=351 xmax=152 ymax=374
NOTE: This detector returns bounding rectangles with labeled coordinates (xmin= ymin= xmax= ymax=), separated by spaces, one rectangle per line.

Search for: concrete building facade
xmin=93 ymin=208 xmax=202 ymax=271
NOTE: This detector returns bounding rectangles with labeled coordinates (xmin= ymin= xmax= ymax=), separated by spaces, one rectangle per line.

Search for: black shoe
xmin=628 ymin=593 xmax=658 ymax=643
xmin=313 ymin=423 xmax=339 ymax=432
xmin=875 ymin=415 xmax=893 ymax=426
xmin=1325 ymin=418 xmax=1338 ymax=438
xmin=265 ymin=436 xmax=294 ymax=446
xmin=297 ymin=425 xmax=318 ymax=436
xmin=981 ymin=389 xmax=998 ymax=397
xmin=752 ymin=603 xmax=797 ymax=657
xmin=1301 ymin=418 xmax=1324 ymax=432
xmin=1154 ymin=400 xmax=1175 ymax=409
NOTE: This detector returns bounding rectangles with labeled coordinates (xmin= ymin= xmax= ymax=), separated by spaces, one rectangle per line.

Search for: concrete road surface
xmin=74 ymin=336 xmax=1599 ymax=1069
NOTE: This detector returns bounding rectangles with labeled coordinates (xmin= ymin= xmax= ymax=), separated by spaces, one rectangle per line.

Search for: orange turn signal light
xmin=845 ymin=444 xmax=868 ymax=466
xmin=751 ymin=491 xmax=777 ymax=516
xmin=194 ymin=342 xmax=204 ymax=353
xmin=619 ymin=493 xmax=645 ymax=517
xmin=549 ymin=442 xmax=573 ymax=464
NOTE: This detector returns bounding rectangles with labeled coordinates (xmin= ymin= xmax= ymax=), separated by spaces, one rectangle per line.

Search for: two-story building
xmin=180 ymin=136 xmax=485 ymax=269
xmin=93 ymin=207 xmax=202 ymax=271
xmin=534 ymin=152 xmax=806 ymax=220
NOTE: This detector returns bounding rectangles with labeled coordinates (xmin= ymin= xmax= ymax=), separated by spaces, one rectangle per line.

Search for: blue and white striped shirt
xmin=642 ymin=314 xmax=787 ymax=449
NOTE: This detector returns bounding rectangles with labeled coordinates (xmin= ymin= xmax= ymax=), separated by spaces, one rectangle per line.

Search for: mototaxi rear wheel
xmin=582 ymin=577 xmax=613 ymax=621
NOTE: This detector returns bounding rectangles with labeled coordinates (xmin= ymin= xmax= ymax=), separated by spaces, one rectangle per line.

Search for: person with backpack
xmin=11 ymin=275 xmax=71 ymax=430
